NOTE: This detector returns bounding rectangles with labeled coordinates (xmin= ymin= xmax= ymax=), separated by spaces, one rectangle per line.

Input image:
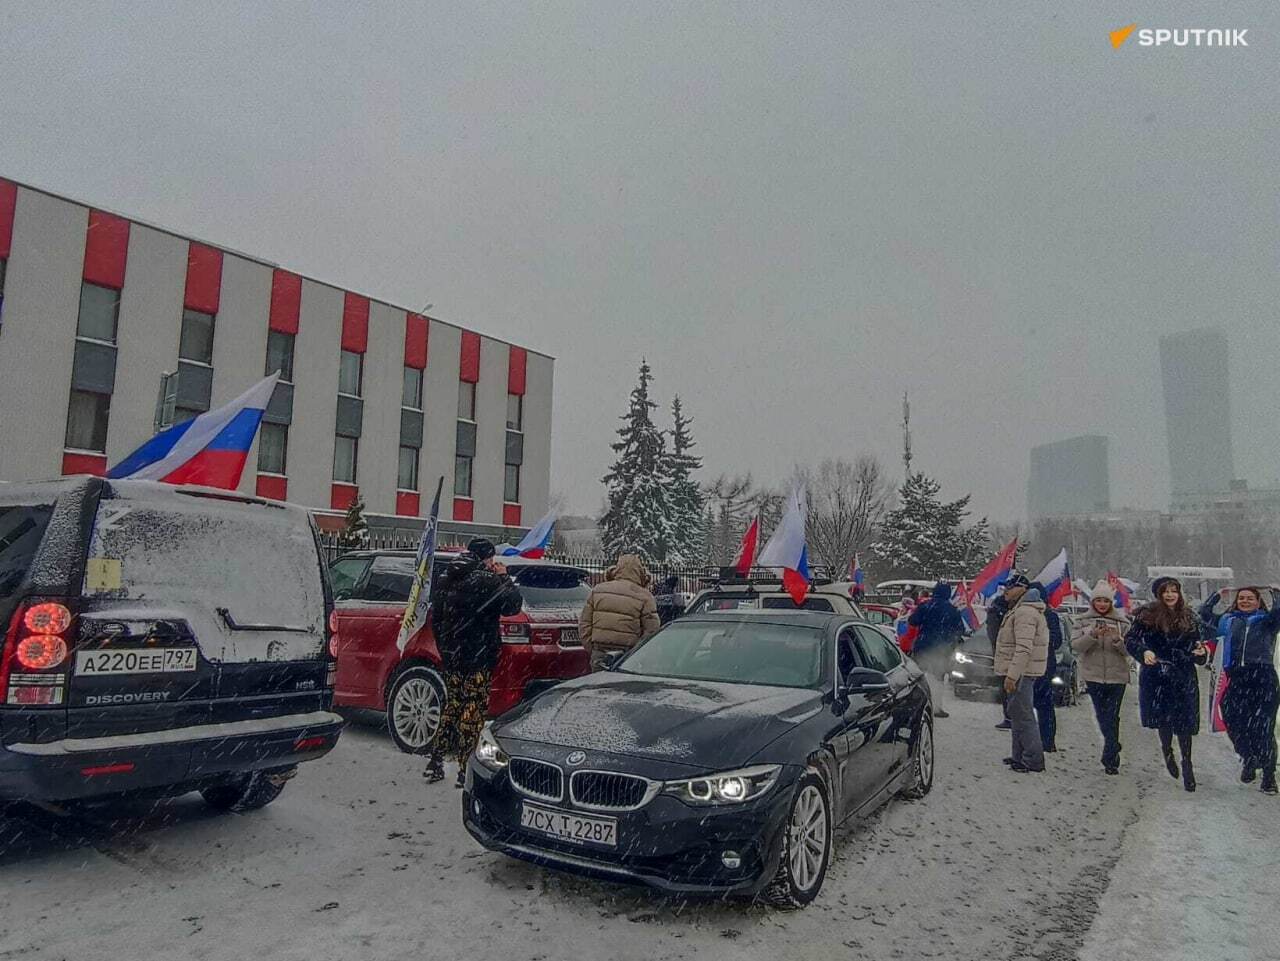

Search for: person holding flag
xmin=908 ymin=582 xmax=965 ymax=718
xmin=425 ymin=538 xmax=524 ymax=787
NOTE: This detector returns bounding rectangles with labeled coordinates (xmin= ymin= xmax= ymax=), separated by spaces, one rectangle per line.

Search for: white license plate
xmin=75 ymin=648 xmax=198 ymax=676
xmin=520 ymin=802 xmax=617 ymax=847
xmin=559 ymin=629 xmax=580 ymax=646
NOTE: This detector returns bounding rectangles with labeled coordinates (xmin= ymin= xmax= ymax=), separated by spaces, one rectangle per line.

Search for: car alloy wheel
xmin=387 ymin=666 xmax=446 ymax=755
xmin=765 ymin=772 xmax=831 ymax=908
xmin=901 ymin=715 xmax=934 ymax=799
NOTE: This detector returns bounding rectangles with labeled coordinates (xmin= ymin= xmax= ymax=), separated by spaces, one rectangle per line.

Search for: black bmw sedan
xmin=463 ymin=611 xmax=934 ymax=907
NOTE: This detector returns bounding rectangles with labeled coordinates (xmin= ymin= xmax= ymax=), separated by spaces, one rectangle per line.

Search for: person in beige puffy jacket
xmin=994 ymin=573 xmax=1050 ymax=773
xmin=580 ymin=554 xmax=661 ymax=670
xmin=1071 ymin=580 xmax=1132 ymax=775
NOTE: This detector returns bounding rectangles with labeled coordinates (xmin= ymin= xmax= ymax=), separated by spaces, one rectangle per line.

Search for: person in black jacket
xmin=654 ymin=574 xmax=686 ymax=626
xmin=908 ymin=581 xmax=966 ymax=718
xmin=1199 ymin=586 xmax=1280 ymax=794
xmin=1029 ymin=581 xmax=1064 ymax=752
xmin=1125 ymin=576 xmax=1210 ymax=792
xmin=425 ymin=538 xmax=524 ymax=786
xmin=987 ymin=588 xmax=1013 ymax=730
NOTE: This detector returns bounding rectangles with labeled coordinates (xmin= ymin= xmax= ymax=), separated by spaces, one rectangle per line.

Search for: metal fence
xmin=318 ymin=532 xmax=841 ymax=594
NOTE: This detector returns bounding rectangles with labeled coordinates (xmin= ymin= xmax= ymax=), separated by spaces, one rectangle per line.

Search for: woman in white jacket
xmin=1071 ymin=581 xmax=1132 ymax=775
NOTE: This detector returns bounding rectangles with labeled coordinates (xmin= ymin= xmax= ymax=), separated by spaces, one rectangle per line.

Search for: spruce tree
xmin=600 ymin=360 xmax=674 ymax=562
xmin=663 ymin=396 xmax=705 ymax=562
xmin=337 ymin=489 xmax=369 ymax=550
xmin=870 ymin=472 xmax=989 ymax=580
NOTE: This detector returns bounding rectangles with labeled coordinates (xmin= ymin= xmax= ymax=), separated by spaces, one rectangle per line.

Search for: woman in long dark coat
xmin=1125 ymin=576 xmax=1210 ymax=792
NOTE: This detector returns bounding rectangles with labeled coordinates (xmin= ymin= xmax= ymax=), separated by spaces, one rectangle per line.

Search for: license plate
xmin=520 ymin=802 xmax=617 ymax=847
xmin=75 ymin=648 xmax=198 ymax=676
xmin=559 ymin=629 xmax=580 ymax=646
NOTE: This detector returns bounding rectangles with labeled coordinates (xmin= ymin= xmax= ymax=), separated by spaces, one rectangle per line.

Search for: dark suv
xmin=0 ymin=477 xmax=342 ymax=810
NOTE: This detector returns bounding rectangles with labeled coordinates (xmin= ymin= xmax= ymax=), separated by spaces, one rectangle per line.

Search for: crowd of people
xmin=907 ymin=571 xmax=1279 ymax=795
xmin=419 ymin=538 xmax=1279 ymax=799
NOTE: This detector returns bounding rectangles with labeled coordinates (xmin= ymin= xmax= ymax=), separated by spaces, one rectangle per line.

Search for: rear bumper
xmin=0 ymin=710 xmax=343 ymax=802
xmin=489 ymin=646 xmax=591 ymax=717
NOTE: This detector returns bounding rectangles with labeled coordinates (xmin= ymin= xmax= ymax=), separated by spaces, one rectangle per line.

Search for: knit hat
xmin=1150 ymin=576 xmax=1181 ymax=600
xmin=1003 ymin=572 xmax=1032 ymax=591
xmin=1023 ymin=588 xmax=1043 ymax=604
xmin=467 ymin=537 xmax=497 ymax=561
xmin=1090 ymin=579 xmax=1116 ymax=603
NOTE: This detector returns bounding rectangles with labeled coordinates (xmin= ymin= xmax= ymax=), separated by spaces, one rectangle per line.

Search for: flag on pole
xmin=397 ymin=477 xmax=445 ymax=651
xmin=499 ymin=509 xmax=556 ymax=558
xmin=1034 ymin=548 xmax=1073 ymax=608
xmin=757 ymin=487 xmax=811 ymax=605
xmin=1106 ymin=571 xmax=1132 ymax=610
xmin=969 ymin=538 xmax=1020 ymax=602
xmin=733 ymin=515 xmax=760 ymax=577
xmin=108 ymin=372 xmax=280 ymax=488
xmin=849 ymin=554 xmax=866 ymax=595
xmin=952 ymin=580 xmax=980 ymax=631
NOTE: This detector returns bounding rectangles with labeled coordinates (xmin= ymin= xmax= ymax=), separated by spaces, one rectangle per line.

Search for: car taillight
xmin=500 ymin=623 xmax=530 ymax=643
xmin=1 ymin=599 xmax=75 ymax=706
xmin=327 ymin=610 xmax=340 ymax=657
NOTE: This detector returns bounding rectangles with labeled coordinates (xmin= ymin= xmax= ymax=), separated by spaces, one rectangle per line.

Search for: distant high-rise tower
xmin=1159 ymin=329 xmax=1234 ymax=500
xmin=1027 ymin=436 xmax=1111 ymax=519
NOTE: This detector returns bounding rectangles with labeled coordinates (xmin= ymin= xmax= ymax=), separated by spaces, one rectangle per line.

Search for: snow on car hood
xmin=497 ymin=674 xmax=822 ymax=768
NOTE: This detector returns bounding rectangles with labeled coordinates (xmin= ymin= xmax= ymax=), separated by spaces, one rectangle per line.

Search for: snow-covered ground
xmin=2 ymin=689 xmax=1275 ymax=961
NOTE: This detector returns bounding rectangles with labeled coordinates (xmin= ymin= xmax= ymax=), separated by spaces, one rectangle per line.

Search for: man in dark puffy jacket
xmin=426 ymin=538 xmax=524 ymax=786
xmin=908 ymin=581 xmax=965 ymax=718
xmin=987 ymin=588 xmax=1013 ymax=729
xmin=1030 ymin=581 xmax=1065 ymax=752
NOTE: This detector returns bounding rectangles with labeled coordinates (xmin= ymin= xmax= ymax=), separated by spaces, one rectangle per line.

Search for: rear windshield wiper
xmin=216 ymin=607 xmax=312 ymax=634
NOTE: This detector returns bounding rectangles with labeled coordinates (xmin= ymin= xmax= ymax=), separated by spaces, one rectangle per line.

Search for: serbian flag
xmin=850 ymin=554 xmax=866 ymax=594
xmin=1106 ymin=572 xmax=1132 ymax=610
xmin=499 ymin=509 xmax=555 ymax=558
xmin=733 ymin=515 xmax=760 ymax=577
xmin=108 ymin=373 xmax=279 ymax=488
xmin=952 ymin=581 xmax=980 ymax=631
xmin=969 ymin=538 xmax=1019 ymax=602
xmin=757 ymin=487 xmax=810 ymax=605
xmin=1034 ymin=548 xmax=1073 ymax=608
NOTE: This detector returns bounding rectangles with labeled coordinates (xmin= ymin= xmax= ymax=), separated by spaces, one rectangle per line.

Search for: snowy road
xmin=2 ymin=690 xmax=1275 ymax=961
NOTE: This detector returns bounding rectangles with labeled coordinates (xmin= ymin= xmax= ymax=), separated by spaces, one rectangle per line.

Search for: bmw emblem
xmin=566 ymin=751 xmax=586 ymax=767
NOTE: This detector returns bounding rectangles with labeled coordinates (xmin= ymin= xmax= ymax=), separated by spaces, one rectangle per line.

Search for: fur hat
xmin=1150 ymin=576 xmax=1182 ymax=600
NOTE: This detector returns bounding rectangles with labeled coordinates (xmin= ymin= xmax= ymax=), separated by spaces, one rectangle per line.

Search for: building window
xmin=65 ymin=389 xmax=110 ymax=452
xmin=339 ymin=349 xmax=363 ymax=397
xmin=507 ymin=393 xmax=523 ymax=431
xmin=173 ymin=406 xmax=202 ymax=425
xmin=398 ymin=445 xmax=419 ymax=491
xmin=504 ymin=463 xmax=520 ymax=503
xmin=258 ymin=422 xmax=288 ymax=474
xmin=454 ymin=455 xmax=473 ymax=497
xmin=402 ymin=366 xmax=423 ymax=410
xmin=266 ymin=330 xmax=295 ymax=382
xmin=457 ymin=380 xmax=476 ymax=421
xmin=179 ymin=308 xmax=215 ymax=364
xmin=333 ymin=435 xmax=358 ymax=484
xmin=77 ymin=283 xmax=120 ymax=343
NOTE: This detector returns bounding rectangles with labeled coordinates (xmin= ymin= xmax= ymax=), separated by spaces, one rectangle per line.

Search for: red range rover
xmin=328 ymin=550 xmax=591 ymax=753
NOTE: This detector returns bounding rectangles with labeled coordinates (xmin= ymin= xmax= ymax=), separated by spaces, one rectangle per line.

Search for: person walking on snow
xmin=1125 ymin=576 xmax=1210 ymax=793
xmin=1198 ymin=586 xmax=1280 ymax=795
xmin=987 ymin=586 xmax=1013 ymax=730
xmin=1072 ymin=580 xmax=1132 ymax=775
xmin=579 ymin=553 xmax=660 ymax=671
xmin=908 ymin=581 xmax=966 ymax=718
xmin=1030 ymin=580 xmax=1064 ymax=752
xmin=994 ymin=573 xmax=1050 ymax=773
xmin=425 ymin=538 xmax=524 ymax=787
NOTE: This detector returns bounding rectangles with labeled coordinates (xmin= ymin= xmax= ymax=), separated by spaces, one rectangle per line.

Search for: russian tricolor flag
xmin=499 ymin=510 xmax=556 ymax=559
xmin=108 ymin=373 xmax=279 ymax=489
xmin=1034 ymin=548 xmax=1073 ymax=609
xmin=757 ymin=487 xmax=810 ymax=605
xmin=969 ymin=538 xmax=1020 ymax=602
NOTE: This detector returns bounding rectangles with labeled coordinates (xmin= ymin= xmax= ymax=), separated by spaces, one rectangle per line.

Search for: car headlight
xmin=662 ymin=764 xmax=781 ymax=806
xmin=475 ymin=724 xmax=510 ymax=770
xmin=953 ymin=651 xmax=973 ymax=664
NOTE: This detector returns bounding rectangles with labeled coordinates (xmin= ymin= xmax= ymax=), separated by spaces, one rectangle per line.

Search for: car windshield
xmin=617 ymin=619 xmax=829 ymax=689
xmin=508 ymin=565 xmax=589 ymax=609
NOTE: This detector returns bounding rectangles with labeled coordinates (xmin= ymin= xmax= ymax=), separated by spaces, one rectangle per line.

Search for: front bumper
xmin=950 ymin=655 xmax=1002 ymax=698
xmin=0 ymin=710 xmax=343 ymax=802
xmin=463 ymin=757 xmax=796 ymax=896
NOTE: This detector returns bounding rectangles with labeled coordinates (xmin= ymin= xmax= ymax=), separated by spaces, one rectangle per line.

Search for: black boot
xmin=1242 ymin=761 xmax=1258 ymax=784
xmin=1163 ymin=749 xmax=1180 ymax=780
xmin=1262 ymin=769 xmax=1278 ymax=796
xmin=1182 ymin=757 xmax=1196 ymax=793
xmin=424 ymin=756 xmax=445 ymax=783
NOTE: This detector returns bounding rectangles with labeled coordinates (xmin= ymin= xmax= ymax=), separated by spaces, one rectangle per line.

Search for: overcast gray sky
xmin=2 ymin=1 xmax=1276 ymax=520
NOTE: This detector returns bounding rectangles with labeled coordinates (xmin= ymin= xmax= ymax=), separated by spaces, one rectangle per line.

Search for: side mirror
xmin=844 ymin=667 xmax=891 ymax=696
xmin=600 ymin=650 xmax=624 ymax=671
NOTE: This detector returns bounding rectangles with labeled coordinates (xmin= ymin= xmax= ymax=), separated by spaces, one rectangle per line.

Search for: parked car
xmin=859 ymin=603 xmax=899 ymax=627
xmin=329 ymin=550 xmax=591 ymax=754
xmin=0 ymin=477 xmax=341 ymax=810
xmin=463 ymin=610 xmax=934 ymax=907
xmin=686 ymin=578 xmax=868 ymax=618
xmin=950 ymin=614 xmax=1080 ymax=706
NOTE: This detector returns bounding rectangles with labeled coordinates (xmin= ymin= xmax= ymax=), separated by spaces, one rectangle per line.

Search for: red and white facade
xmin=0 ymin=177 xmax=552 ymax=533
